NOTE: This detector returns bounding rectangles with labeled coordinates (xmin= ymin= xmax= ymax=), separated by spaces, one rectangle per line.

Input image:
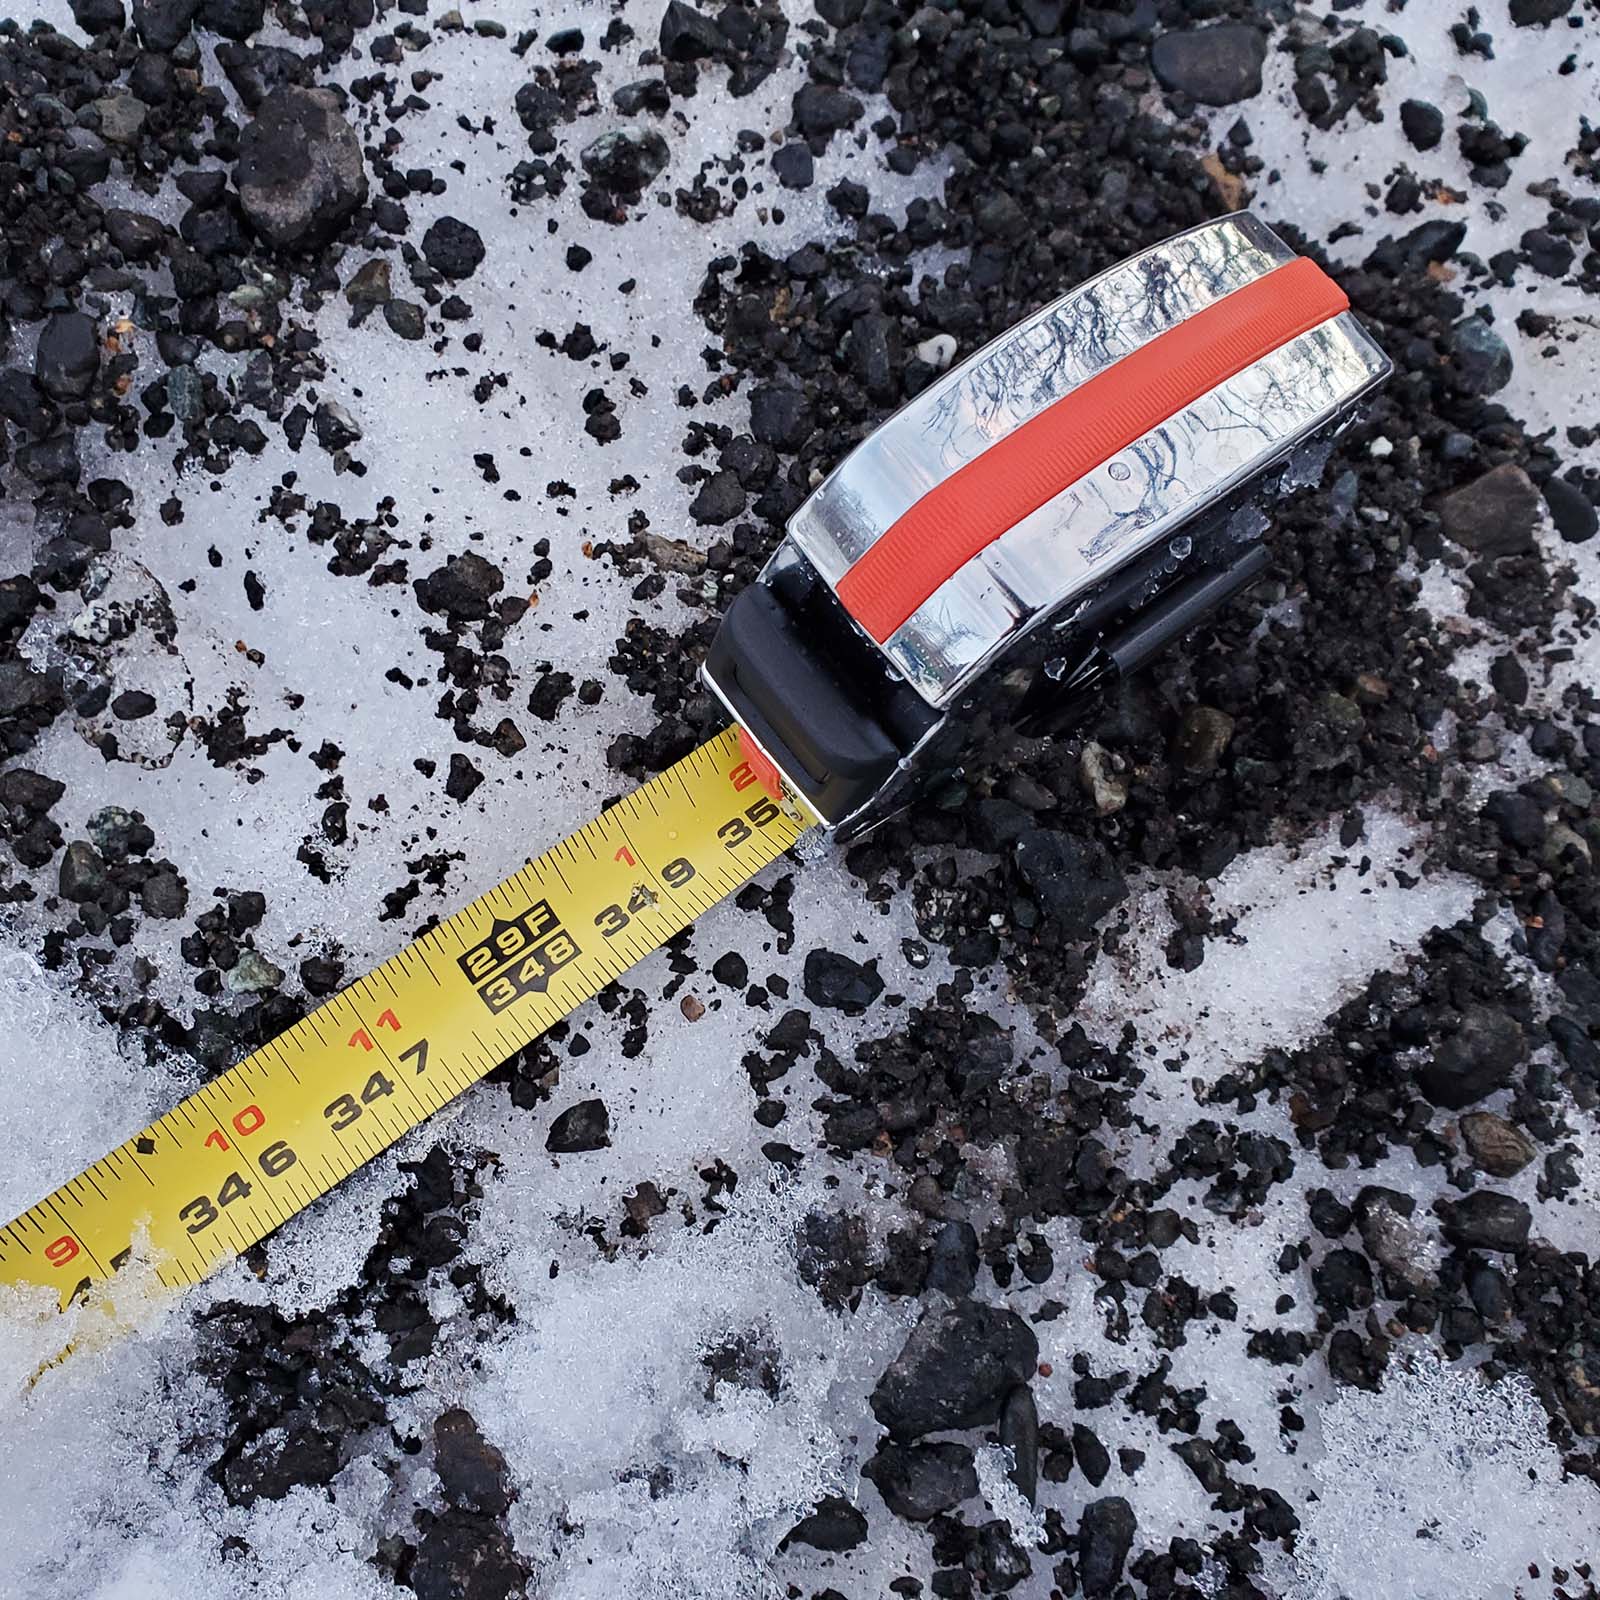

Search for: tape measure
xmin=0 ymin=727 xmax=808 ymax=1309
xmin=1 ymin=213 xmax=1392 ymax=1320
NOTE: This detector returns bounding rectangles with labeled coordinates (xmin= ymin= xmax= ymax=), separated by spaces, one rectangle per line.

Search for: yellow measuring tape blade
xmin=0 ymin=727 xmax=808 ymax=1307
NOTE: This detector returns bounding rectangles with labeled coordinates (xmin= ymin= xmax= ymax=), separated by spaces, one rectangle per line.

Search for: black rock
xmin=111 ymin=689 xmax=156 ymax=720
xmin=1013 ymin=830 xmax=1127 ymax=941
xmin=422 ymin=216 xmax=486 ymax=281
xmin=845 ymin=27 xmax=892 ymax=91
xmin=1072 ymin=1422 xmax=1110 ymax=1486
xmin=35 ymin=312 xmax=100 ymax=402
xmin=689 ymin=468 xmax=746 ymax=525
xmin=827 ymin=177 xmax=868 ymax=217
xmin=301 ymin=954 xmax=344 ymax=995
xmin=849 ymin=313 xmax=902 ymax=402
xmin=384 ymin=300 xmax=426 ymax=340
xmin=215 ymin=41 xmax=312 ymax=110
xmin=445 ymin=753 xmax=483 ymax=802
xmin=59 ymin=840 xmax=107 ymax=903
xmin=1399 ymin=98 xmax=1443 ymax=151
xmin=1077 ymin=1497 xmax=1136 ymax=1598
xmin=0 ymin=663 xmax=63 ymax=725
xmin=313 ymin=400 xmax=362 ymax=452
xmin=803 ymin=948 xmax=883 ymax=1012
xmin=130 ymin=52 xmax=177 ymax=105
xmin=870 ymin=1300 xmax=1039 ymax=1439
xmin=748 ymin=382 xmax=811 ymax=450
xmin=1490 ymin=652 xmax=1529 ymax=706
xmin=410 ymin=1509 xmax=530 ymax=1600
xmin=792 ymin=82 xmax=864 ymax=140
xmin=1172 ymin=1436 xmax=1228 ymax=1493
xmin=140 ymin=866 xmax=188 ymax=918
xmin=227 ymin=890 xmax=266 ymax=932
xmin=1312 ymin=1247 xmax=1374 ymax=1314
xmin=1549 ymin=1016 xmax=1599 ymax=1083
xmin=1417 ymin=1006 xmax=1527 ymax=1110
xmin=1382 ymin=219 xmax=1465 ymax=275
xmin=926 ymin=1219 xmax=978 ymax=1296
xmin=547 ymin=1098 xmax=610 ymax=1152
xmin=659 ymin=0 xmax=725 ymax=62
xmin=0 ymin=768 xmax=65 ymax=813
xmin=221 ymin=1421 xmax=340 ymax=1505
xmin=580 ymin=128 xmax=669 ymax=196
xmin=197 ymin=0 xmax=265 ymax=40
xmin=1543 ymin=475 xmax=1598 ymax=544
xmin=133 ymin=0 xmax=198 ymax=51
xmin=413 ymin=553 xmax=504 ymax=623
xmin=57 ymin=127 xmax=112 ymax=189
xmin=772 ymin=141 xmax=814 ymax=189
xmin=235 ymin=87 xmax=368 ymax=251
xmin=866 ymin=1442 xmax=975 ymax=1522
xmin=1522 ymin=227 xmax=1575 ymax=278
xmin=1449 ymin=316 xmax=1512 ymax=396
xmin=433 ymin=1409 xmax=512 ymax=1517
xmin=0 ymin=370 xmax=55 ymax=437
xmin=69 ymin=0 xmax=125 ymax=32
xmin=1437 ymin=463 xmax=1540 ymax=556
xmin=1484 ymin=789 xmax=1546 ymax=851
xmin=104 ymin=208 xmax=166 ymax=261
xmin=977 ymin=1521 xmax=1031 ymax=1590
xmin=1150 ymin=24 xmax=1266 ymax=106
xmin=977 ymin=192 xmax=1028 ymax=242
xmin=785 ymin=1495 xmax=867 ymax=1551
xmin=712 ymin=951 xmax=748 ymax=988
xmin=999 ymin=1385 xmax=1039 ymax=1503
xmin=1441 ymin=1191 xmax=1532 ymax=1251
xmin=17 ymin=434 xmax=82 ymax=485
xmin=1510 ymin=0 xmax=1573 ymax=21
xmin=1558 ymin=966 xmax=1600 ymax=1027
xmin=613 ymin=79 xmax=671 ymax=116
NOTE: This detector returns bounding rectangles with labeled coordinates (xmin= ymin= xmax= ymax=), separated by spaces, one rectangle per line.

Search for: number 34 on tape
xmin=0 ymin=727 xmax=808 ymax=1309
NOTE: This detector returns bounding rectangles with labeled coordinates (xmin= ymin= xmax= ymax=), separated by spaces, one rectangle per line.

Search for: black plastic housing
xmin=704 ymin=561 xmax=937 ymax=827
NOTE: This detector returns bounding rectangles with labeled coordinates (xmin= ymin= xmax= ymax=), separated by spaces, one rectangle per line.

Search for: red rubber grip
xmin=835 ymin=255 xmax=1350 ymax=644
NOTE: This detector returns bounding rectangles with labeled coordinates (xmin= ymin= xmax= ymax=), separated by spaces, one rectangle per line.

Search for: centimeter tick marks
xmin=0 ymin=729 xmax=808 ymax=1307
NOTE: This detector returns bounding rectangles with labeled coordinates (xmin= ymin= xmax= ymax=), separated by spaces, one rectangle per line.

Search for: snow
xmin=469 ymin=1183 xmax=902 ymax=1600
xmin=973 ymin=1444 xmax=1046 ymax=1549
xmin=1267 ymin=1347 xmax=1596 ymax=1600
xmin=1077 ymin=807 xmax=1478 ymax=1111
xmin=0 ymin=953 xmax=184 ymax=1227
xmin=2 ymin=0 xmax=1599 ymax=1596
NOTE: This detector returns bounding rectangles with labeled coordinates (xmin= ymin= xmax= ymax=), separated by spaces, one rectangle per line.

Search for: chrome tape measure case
xmin=704 ymin=212 xmax=1392 ymax=839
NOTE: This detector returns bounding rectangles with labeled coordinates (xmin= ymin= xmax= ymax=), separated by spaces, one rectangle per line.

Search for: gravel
xmin=0 ymin=0 xmax=1597 ymax=1594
